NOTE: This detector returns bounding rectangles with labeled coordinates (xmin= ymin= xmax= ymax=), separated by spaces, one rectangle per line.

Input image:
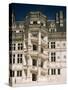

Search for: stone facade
xmin=9 ymin=11 xmax=66 ymax=86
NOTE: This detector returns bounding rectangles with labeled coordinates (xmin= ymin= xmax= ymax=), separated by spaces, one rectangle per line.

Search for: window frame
xmin=18 ymin=43 xmax=23 ymax=50
xmin=33 ymin=44 xmax=37 ymax=51
xmin=51 ymin=42 xmax=55 ymax=48
xmin=17 ymin=70 xmax=22 ymax=77
xmin=17 ymin=54 xmax=22 ymax=63
xmin=10 ymin=70 xmax=14 ymax=77
xmin=51 ymin=52 xmax=56 ymax=62
xmin=12 ymin=43 xmax=16 ymax=50
xmin=58 ymin=69 xmax=60 ymax=75
xmin=32 ymin=59 xmax=37 ymax=66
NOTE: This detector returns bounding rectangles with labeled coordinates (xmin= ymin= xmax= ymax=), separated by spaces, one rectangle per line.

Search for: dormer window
xmin=49 ymin=28 xmax=56 ymax=33
xmin=51 ymin=29 xmax=55 ymax=33
xmin=33 ymin=21 xmax=37 ymax=24
xmin=30 ymin=20 xmax=41 ymax=25
xmin=41 ymin=23 xmax=43 ymax=26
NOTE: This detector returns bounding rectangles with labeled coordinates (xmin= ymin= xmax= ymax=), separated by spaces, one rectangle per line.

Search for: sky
xmin=9 ymin=3 xmax=66 ymax=21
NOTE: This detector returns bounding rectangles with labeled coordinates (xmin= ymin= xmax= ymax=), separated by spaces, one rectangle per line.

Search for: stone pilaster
xmin=38 ymin=31 xmax=41 ymax=53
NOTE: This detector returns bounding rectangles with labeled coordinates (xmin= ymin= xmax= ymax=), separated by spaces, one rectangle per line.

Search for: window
xmin=58 ymin=69 xmax=60 ymax=75
xmin=51 ymin=69 xmax=56 ymax=75
xmin=51 ymin=29 xmax=55 ymax=33
xmin=51 ymin=52 xmax=56 ymax=62
xmin=17 ymin=54 xmax=22 ymax=63
xmin=20 ymin=30 xmax=22 ymax=33
xmin=18 ymin=43 xmax=23 ymax=50
xmin=48 ymin=42 xmax=49 ymax=48
xmin=33 ymin=44 xmax=37 ymax=51
xmin=9 ymin=54 xmax=12 ymax=64
xmin=48 ymin=69 xmax=60 ymax=75
xmin=12 ymin=43 xmax=16 ymax=50
xmin=10 ymin=70 xmax=14 ymax=77
xmin=9 ymin=54 xmax=15 ymax=64
xmin=51 ymin=69 xmax=53 ymax=75
xmin=54 ymin=69 xmax=56 ymax=75
xmin=13 ymin=54 xmax=15 ymax=64
xmin=32 ymin=73 xmax=37 ymax=81
xmin=32 ymin=59 xmax=37 ymax=66
xmin=41 ymin=61 xmax=43 ymax=68
xmin=51 ymin=42 xmax=55 ymax=48
xmin=9 ymin=43 xmax=12 ymax=50
xmin=17 ymin=71 xmax=22 ymax=77
xmin=33 ymin=21 xmax=37 ymax=24
xmin=41 ymin=48 xmax=43 ymax=53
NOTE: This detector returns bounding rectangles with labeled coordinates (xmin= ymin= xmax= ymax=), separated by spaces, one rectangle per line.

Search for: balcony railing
xmin=29 ymin=24 xmax=46 ymax=30
xmin=31 ymin=36 xmax=38 ymax=42
xmin=29 ymin=24 xmax=41 ymax=28
xmin=41 ymin=39 xmax=47 ymax=45
xmin=30 ymin=51 xmax=38 ymax=56
xmin=39 ymin=53 xmax=48 ymax=60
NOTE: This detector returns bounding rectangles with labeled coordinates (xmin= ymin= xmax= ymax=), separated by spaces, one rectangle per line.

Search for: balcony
xmin=41 ymin=68 xmax=47 ymax=75
xmin=12 ymin=35 xmax=23 ymax=41
xmin=39 ymin=53 xmax=48 ymax=60
xmin=30 ymin=66 xmax=38 ymax=72
xmin=9 ymin=64 xmax=23 ymax=70
xmin=31 ymin=36 xmax=38 ymax=43
xmin=41 ymin=39 xmax=48 ymax=48
xmin=29 ymin=24 xmax=46 ymax=32
xmin=47 ymin=61 xmax=64 ymax=68
xmin=30 ymin=51 xmax=38 ymax=56
xmin=29 ymin=24 xmax=41 ymax=28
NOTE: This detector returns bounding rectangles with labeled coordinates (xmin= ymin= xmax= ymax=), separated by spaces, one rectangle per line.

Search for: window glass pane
xmin=33 ymin=44 xmax=37 ymax=50
xmin=51 ymin=52 xmax=56 ymax=62
xmin=17 ymin=71 xmax=19 ymax=76
xmin=51 ymin=69 xmax=53 ymax=75
xmin=51 ymin=42 xmax=55 ymax=48
xmin=58 ymin=69 xmax=60 ymax=75
xmin=33 ymin=59 xmax=37 ymax=66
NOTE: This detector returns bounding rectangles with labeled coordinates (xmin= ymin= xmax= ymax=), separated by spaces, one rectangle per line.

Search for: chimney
xmin=59 ymin=11 xmax=64 ymax=27
xmin=55 ymin=12 xmax=59 ymax=24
